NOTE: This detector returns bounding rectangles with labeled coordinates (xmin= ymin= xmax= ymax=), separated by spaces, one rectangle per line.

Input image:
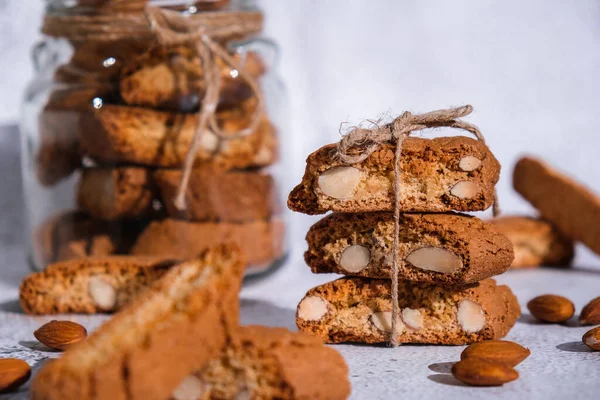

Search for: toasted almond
xmin=583 ymin=326 xmax=600 ymax=351
xmin=527 ymin=294 xmax=574 ymax=323
xmin=452 ymin=358 xmax=519 ymax=387
xmin=34 ymin=320 xmax=87 ymax=351
xmin=579 ymin=296 xmax=600 ymax=326
xmin=0 ymin=359 xmax=31 ymax=393
xmin=460 ymin=340 xmax=530 ymax=367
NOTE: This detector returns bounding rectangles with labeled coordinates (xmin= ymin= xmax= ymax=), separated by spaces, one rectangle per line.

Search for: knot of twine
xmin=145 ymin=7 xmax=265 ymax=210
xmin=42 ymin=4 xmax=265 ymax=211
xmin=336 ymin=105 xmax=499 ymax=347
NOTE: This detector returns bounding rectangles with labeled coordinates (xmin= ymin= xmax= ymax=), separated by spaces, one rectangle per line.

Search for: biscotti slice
xmin=296 ymin=277 xmax=520 ymax=345
xmin=131 ymin=218 xmax=285 ymax=270
xmin=288 ymin=136 xmax=500 ymax=215
xmin=120 ymin=46 xmax=265 ymax=111
xmin=514 ymin=156 xmax=600 ymax=255
xmin=19 ymin=256 xmax=177 ymax=314
xmin=489 ymin=215 xmax=574 ymax=268
xmin=31 ymin=245 xmax=245 ymax=400
xmin=174 ymin=325 xmax=350 ymax=400
xmin=77 ymin=167 xmax=158 ymax=220
xmin=32 ymin=210 xmax=146 ymax=267
xmin=79 ymin=103 xmax=277 ymax=169
xmin=306 ymin=212 xmax=513 ymax=286
xmin=155 ymin=168 xmax=279 ymax=222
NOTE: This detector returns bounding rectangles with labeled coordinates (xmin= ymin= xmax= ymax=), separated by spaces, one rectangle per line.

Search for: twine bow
xmin=336 ymin=105 xmax=499 ymax=347
xmin=145 ymin=7 xmax=265 ymax=210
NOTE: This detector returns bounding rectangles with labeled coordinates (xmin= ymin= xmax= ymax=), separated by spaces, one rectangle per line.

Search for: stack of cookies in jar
xmin=31 ymin=0 xmax=284 ymax=273
xmin=288 ymin=122 xmax=520 ymax=344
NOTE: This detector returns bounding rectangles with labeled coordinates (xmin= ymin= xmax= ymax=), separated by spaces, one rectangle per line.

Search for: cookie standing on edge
xmin=288 ymin=136 xmax=500 ymax=215
xmin=490 ymin=216 xmax=574 ymax=268
xmin=296 ymin=278 xmax=520 ymax=345
xmin=514 ymin=156 xmax=600 ymax=255
xmin=19 ymin=257 xmax=178 ymax=314
xmin=177 ymin=326 xmax=350 ymax=400
xmin=306 ymin=212 xmax=514 ymax=286
xmin=31 ymin=244 xmax=246 ymax=400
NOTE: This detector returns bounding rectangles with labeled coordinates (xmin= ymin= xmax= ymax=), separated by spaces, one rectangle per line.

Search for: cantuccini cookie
xmin=120 ymin=46 xmax=265 ymax=111
xmin=296 ymin=277 xmax=520 ymax=345
xmin=175 ymin=325 xmax=350 ymax=400
xmin=131 ymin=218 xmax=285 ymax=268
xmin=288 ymin=136 xmax=500 ymax=215
xmin=79 ymin=102 xmax=277 ymax=169
xmin=20 ymin=256 xmax=177 ymax=314
xmin=514 ymin=157 xmax=600 ymax=255
xmin=489 ymin=216 xmax=574 ymax=268
xmin=305 ymin=212 xmax=513 ymax=286
xmin=33 ymin=211 xmax=146 ymax=267
xmin=31 ymin=245 xmax=245 ymax=400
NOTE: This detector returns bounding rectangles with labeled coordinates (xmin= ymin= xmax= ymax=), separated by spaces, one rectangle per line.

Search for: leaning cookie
xmin=79 ymin=102 xmax=277 ymax=169
xmin=19 ymin=256 xmax=177 ymax=314
xmin=514 ymin=157 xmax=600 ymax=256
xmin=489 ymin=216 xmax=574 ymax=268
xmin=306 ymin=212 xmax=513 ymax=286
xmin=176 ymin=326 xmax=350 ymax=400
xmin=288 ymin=136 xmax=500 ymax=215
xmin=296 ymin=277 xmax=520 ymax=345
xmin=31 ymin=245 xmax=245 ymax=400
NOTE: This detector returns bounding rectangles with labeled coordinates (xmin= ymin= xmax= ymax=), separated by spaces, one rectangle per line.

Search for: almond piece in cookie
xmin=489 ymin=216 xmax=574 ymax=268
xmin=305 ymin=212 xmax=513 ymax=286
xmin=296 ymin=277 xmax=520 ymax=345
xmin=288 ymin=136 xmax=500 ymax=215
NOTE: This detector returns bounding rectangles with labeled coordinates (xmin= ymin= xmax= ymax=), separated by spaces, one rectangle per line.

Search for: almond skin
xmin=582 ymin=326 xmax=600 ymax=351
xmin=452 ymin=358 xmax=519 ymax=386
xmin=579 ymin=297 xmax=600 ymax=326
xmin=461 ymin=340 xmax=530 ymax=367
xmin=34 ymin=320 xmax=87 ymax=351
xmin=527 ymin=294 xmax=575 ymax=323
xmin=0 ymin=358 xmax=31 ymax=393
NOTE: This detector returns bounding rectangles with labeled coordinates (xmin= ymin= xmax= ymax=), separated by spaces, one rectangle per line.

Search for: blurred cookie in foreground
xmin=513 ymin=156 xmax=600 ymax=255
xmin=489 ymin=216 xmax=574 ymax=268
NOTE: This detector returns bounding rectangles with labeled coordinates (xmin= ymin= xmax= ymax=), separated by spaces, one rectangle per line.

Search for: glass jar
xmin=21 ymin=0 xmax=288 ymax=276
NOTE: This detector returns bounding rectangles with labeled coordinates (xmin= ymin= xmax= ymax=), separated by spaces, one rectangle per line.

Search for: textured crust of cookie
xmin=32 ymin=211 xmax=147 ymax=268
xmin=30 ymin=244 xmax=246 ymax=400
xmin=196 ymin=325 xmax=350 ymax=400
xmin=296 ymin=278 xmax=520 ymax=345
xmin=19 ymin=256 xmax=177 ymax=315
xmin=514 ymin=157 xmax=600 ymax=255
xmin=155 ymin=169 xmax=279 ymax=222
xmin=305 ymin=212 xmax=514 ymax=286
xmin=78 ymin=103 xmax=277 ymax=169
xmin=288 ymin=136 xmax=500 ymax=215
xmin=77 ymin=167 xmax=158 ymax=220
xmin=489 ymin=215 xmax=574 ymax=268
xmin=120 ymin=46 xmax=265 ymax=111
xmin=131 ymin=218 xmax=285 ymax=268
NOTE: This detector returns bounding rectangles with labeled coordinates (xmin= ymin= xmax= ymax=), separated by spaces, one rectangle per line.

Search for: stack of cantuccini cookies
xmin=288 ymin=108 xmax=520 ymax=345
xmin=33 ymin=0 xmax=284 ymax=273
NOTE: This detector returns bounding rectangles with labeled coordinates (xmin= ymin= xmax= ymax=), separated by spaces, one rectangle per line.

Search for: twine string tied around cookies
xmin=336 ymin=105 xmax=499 ymax=347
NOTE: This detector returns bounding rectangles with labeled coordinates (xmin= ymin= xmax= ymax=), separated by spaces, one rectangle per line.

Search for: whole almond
xmin=34 ymin=320 xmax=87 ymax=351
xmin=452 ymin=358 xmax=518 ymax=386
xmin=527 ymin=294 xmax=574 ymax=323
xmin=582 ymin=326 xmax=600 ymax=351
xmin=0 ymin=359 xmax=31 ymax=393
xmin=461 ymin=340 xmax=530 ymax=367
xmin=579 ymin=297 xmax=600 ymax=326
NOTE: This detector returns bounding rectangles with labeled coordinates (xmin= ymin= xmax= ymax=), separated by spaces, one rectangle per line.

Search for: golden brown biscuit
xmin=489 ymin=216 xmax=574 ymax=268
xmin=296 ymin=277 xmax=520 ymax=345
xmin=288 ymin=136 xmax=500 ymax=215
xmin=306 ymin=212 xmax=514 ymax=286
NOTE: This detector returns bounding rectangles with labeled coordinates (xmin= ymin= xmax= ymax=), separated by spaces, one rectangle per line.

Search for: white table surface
xmin=0 ymin=126 xmax=599 ymax=400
